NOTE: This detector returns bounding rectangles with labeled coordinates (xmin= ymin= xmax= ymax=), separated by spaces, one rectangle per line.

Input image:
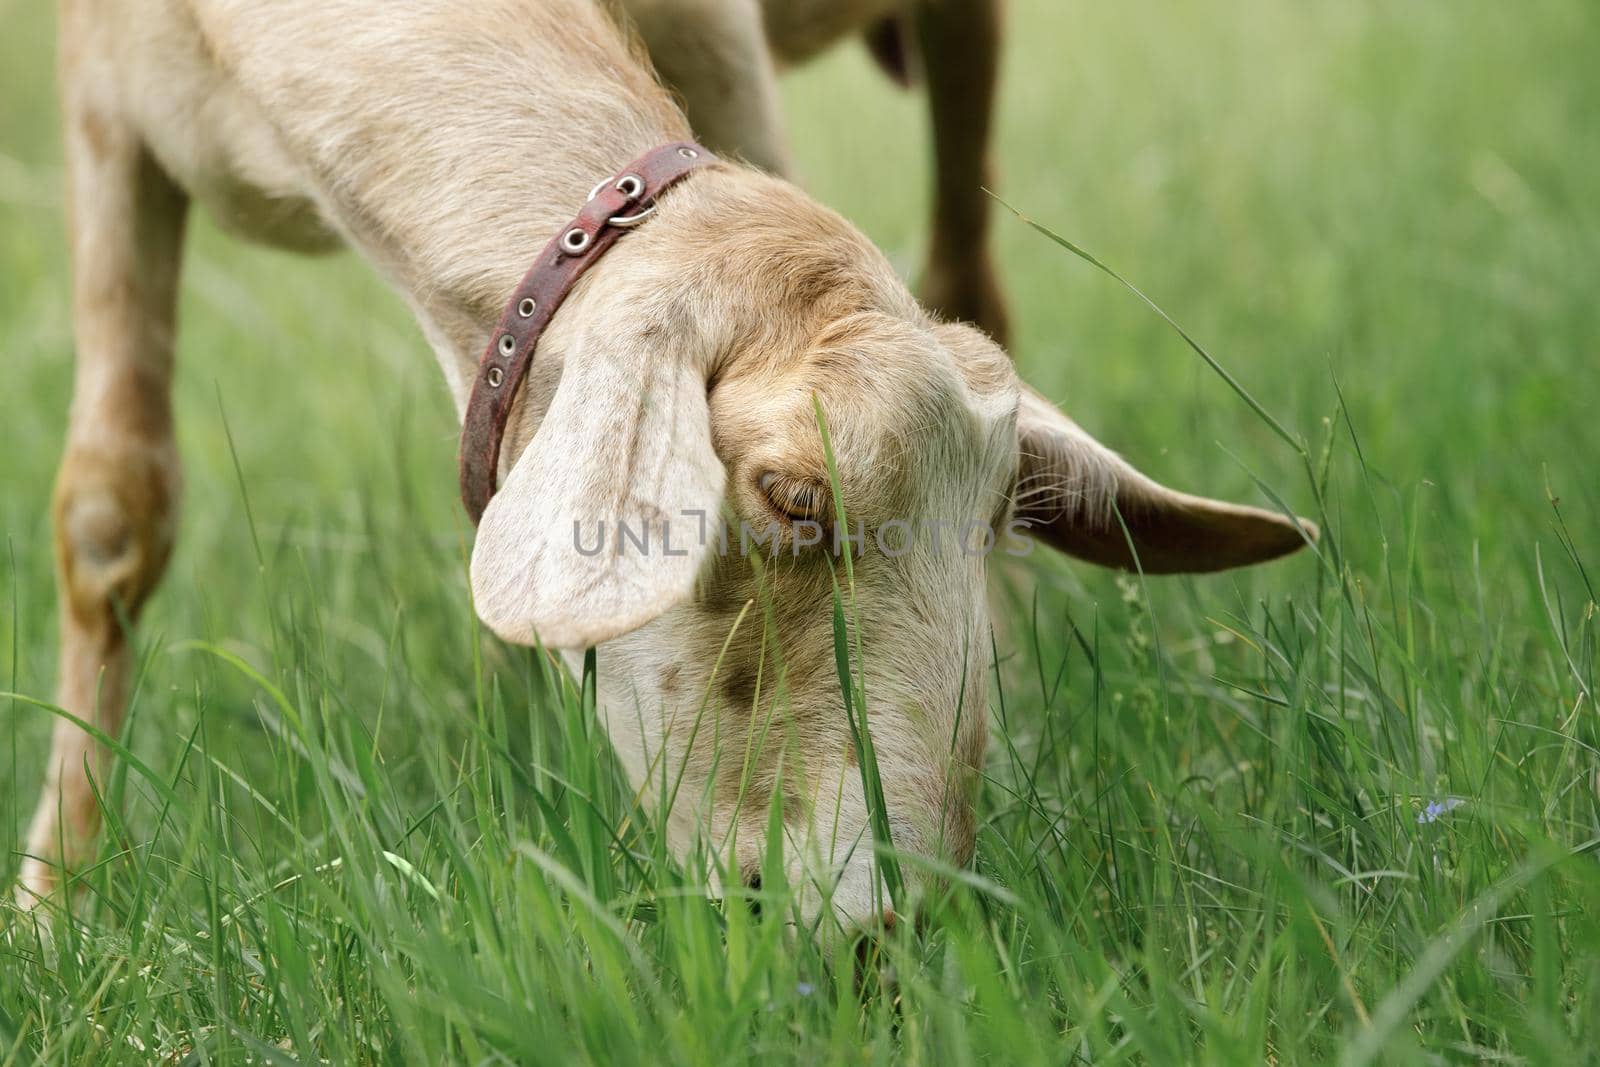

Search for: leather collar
xmin=458 ymin=141 xmax=715 ymax=524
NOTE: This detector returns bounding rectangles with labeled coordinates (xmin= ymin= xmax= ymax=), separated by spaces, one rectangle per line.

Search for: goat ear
xmin=1015 ymin=386 xmax=1316 ymax=573
xmin=469 ymin=342 xmax=724 ymax=649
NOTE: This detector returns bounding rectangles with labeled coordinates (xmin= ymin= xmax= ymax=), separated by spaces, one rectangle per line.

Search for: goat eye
xmin=757 ymin=471 xmax=829 ymax=522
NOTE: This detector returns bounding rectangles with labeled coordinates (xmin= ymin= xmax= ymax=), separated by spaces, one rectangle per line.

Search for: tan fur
xmin=617 ymin=0 xmax=1011 ymax=342
xmin=25 ymin=0 xmax=1313 ymax=928
xmin=18 ymin=5 xmax=189 ymax=904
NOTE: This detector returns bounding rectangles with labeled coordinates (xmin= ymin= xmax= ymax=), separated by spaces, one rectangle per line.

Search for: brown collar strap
xmin=458 ymin=140 xmax=715 ymax=524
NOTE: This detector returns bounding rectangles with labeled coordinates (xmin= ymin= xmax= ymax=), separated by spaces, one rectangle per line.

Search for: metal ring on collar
xmin=607 ymin=203 xmax=658 ymax=228
xmin=588 ymin=173 xmax=646 ymax=202
xmin=561 ymin=227 xmax=592 ymax=253
xmin=586 ymin=172 xmax=655 ymax=228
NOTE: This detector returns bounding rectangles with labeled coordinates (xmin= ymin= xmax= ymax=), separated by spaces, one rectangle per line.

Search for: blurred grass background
xmin=2 ymin=0 xmax=1598 ymax=1062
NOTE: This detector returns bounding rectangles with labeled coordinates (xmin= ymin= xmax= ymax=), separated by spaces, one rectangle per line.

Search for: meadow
xmin=3 ymin=0 xmax=1598 ymax=1062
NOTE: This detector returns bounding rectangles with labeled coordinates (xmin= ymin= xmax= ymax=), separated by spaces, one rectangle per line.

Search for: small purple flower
xmin=1418 ymin=797 xmax=1466 ymax=824
xmin=796 ymin=982 xmax=816 ymax=997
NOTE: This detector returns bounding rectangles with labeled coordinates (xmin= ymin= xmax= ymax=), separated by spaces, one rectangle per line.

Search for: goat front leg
xmin=914 ymin=0 xmax=1009 ymax=347
xmin=619 ymin=0 xmax=790 ymax=175
xmin=16 ymin=99 xmax=187 ymax=910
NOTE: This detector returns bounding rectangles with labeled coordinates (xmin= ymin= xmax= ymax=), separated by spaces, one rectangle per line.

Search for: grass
xmin=3 ymin=0 xmax=1598 ymax=1062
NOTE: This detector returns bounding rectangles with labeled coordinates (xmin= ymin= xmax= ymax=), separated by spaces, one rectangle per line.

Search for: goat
xmin=21 ymin=0 xmax=1313 ymax=928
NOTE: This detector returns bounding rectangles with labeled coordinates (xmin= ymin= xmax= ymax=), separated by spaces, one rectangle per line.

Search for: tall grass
xmin=4 ymin=0 xmax=1598 ymax=1062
